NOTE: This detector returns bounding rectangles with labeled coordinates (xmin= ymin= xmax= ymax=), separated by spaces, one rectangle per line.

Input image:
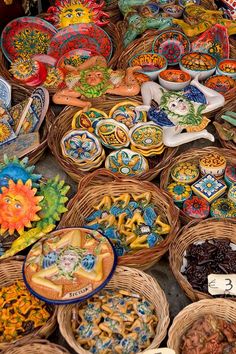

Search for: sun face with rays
xmin=0 ymin=179 xmax=43 ymax=235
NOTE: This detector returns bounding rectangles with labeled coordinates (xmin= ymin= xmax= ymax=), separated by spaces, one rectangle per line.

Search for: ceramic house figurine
xmin=136 ymin=75 xmax=225 ymax=147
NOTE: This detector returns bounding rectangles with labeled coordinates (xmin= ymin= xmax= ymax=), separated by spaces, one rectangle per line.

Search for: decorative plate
xmin=95 ymin=119 xmax=130 ymax=150
xmin=109 ymin=101 xmax=147 ymax=129
xmin=72 ymin=108 xmax=108 ymax=133
xmin=204 ymin=75 xmax=235 ymax=95
xmin=152 ymin=30 xmax=190 ymax=65
xmin=171 ymin=162 xmax=199 ymax=184
xmin=191 ymin=24 xmax=229 ymax=63
xmin=47 ymin=23 xmax=112 ymax=61
xmin=57 ymin=48 xmax=98 ymax=68
xmin=105 ymin=149 xmax=149 ymax=177
xmin=183 ymin=196 xmax=210 ymax=219
xmin=129 ymin=122 xmax=163 ymax=150
xmin=23 ymin=227 xmax=117 ymax=304
xmin=0 ymin=77 xmax=11 ymax=108
xmin=1 ymin=17 xmax=57 ymax=62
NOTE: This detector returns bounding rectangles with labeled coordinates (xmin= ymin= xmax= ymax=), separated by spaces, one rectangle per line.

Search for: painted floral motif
xmin=194 ymin=175 xmax=224 ymax=197
xmin=171 ymin=161 xmax=199 ymax=184
xmin=167 ymin=182 xmax=192 ymax=202
xmin=14 ymin=29 xmax=51 ymax=59
xmin=109 ymin=101 xmax=147 ymax=129
xmin=183 ymin=196 xmax=210 ymax=219
xmin=210 ymin=198 xmax=236 ymax=218
xmin=130 ymin=124 xmax=163 ymax=149
xmin=181 ymin=52 xmax=216 ymax=71
xmin=0 ymin=120 xmax=16 ymax=146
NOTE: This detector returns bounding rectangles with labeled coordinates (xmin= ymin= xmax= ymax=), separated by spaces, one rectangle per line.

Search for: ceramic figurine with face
xmin=53 ymin=56 xmax=148 ymax=109
xmin=46 ymin=0 xmax=109 ymax=29
xmin=136 ymin=75 xmax=225 ymax=147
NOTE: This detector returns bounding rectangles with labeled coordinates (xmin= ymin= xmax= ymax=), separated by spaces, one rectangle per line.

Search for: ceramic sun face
xmin=46 ymin=0 xmax=109 ymax=29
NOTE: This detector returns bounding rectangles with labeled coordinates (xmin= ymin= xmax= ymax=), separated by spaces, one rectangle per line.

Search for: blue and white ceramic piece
xmin=0 ymin=77 xmax=11 ymax=108
xmin=191 ymin=174 xmax=227 ymax=203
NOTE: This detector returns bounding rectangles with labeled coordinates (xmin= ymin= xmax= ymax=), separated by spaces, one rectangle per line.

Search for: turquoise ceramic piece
xmin=191 ymin=174 xmax=227 ymax=203
xmin=210 ymin=198 xmax=236 ymax=218
xmin=224 ymin=165 xmax=236 ymax=187
xmin=228 ymin=184 xmax=236 ymax=204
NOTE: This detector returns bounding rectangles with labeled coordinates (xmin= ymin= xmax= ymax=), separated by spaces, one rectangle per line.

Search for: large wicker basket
xmin=3 ymin=339 xmax=70 ymax=354
xmin=58 ymin=266 xmax=170 ymax=354
xmin=48 ymin=102 xmax=177 ymax=184
xmin=58 ymin=168 xmax=180 ymax=269
xmin=160 ymin=146 xmax=236 ymax=225
xmin=169 ymin=218 xmax=236 ymax=302
xmin=167 ymin=299 xmax=236 ymax=353
xmin=0 ymin=257 xmax=57 ymax=351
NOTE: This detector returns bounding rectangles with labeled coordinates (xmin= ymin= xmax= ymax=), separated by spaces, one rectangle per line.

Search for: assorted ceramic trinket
xmin=204 ymin=75 xmax=236 ymax=96
xmin=23 ymin=227 xmax=116 ymax=303
xmin=0 ymin=280 xmax=51 ymax=342
xmin=162 ymin=4 xmax=184 ymax=18
xmin=158 ymin=69 xmax=191 ymax=91
xmin=183 ymin=196 xmax=210 ymax=219
xmin=95 ymin=119 xmax=130 ymax=150
xmin=85 ymin=192 xmax=170 ymax=255
xmin=0 ymin=77 xmax=11 ymax=108
xmin=56 ymin=48 xmax=98 ymax=69
xmin=109 ymin=101 xmax=147 ymax=129
xmin=167 ymin=182 xmax=192 ymax=207
xmin=228 ymin=184 xmax=236 ymax=204
xmin=129 ymin=53 xmax=167 ymax=81
xmin=210 ymin=197 xmax=236 ymax=217
xmin=180 ymin=52 xmax=217 ymax=80
xmin=171 ymin=162 xmax=199 ymax=184
xmin=71 ymin=288 xmax=158 ymax=353
xmin=225 ymin=165 xmax=236 ymax=187
xmin=199 ymin=153 xmax=226 ymax=178
xmin=191 ymin=174 xmax=227 ymax=203
xmin=72 ymin=108 xmax=108 ymax=133
xmin=217 ymin=59 xmax=236 ymax=78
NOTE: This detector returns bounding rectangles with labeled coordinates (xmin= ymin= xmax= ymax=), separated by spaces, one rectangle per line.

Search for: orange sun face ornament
xmin=0 ymin=179 xmax=43 ymax=235
xmin=45 ymin=0 xmax=109 ymax=29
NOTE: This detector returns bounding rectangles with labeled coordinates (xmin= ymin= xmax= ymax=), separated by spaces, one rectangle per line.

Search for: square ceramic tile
xmin=191 ymin=174 xmax=227 ymax=203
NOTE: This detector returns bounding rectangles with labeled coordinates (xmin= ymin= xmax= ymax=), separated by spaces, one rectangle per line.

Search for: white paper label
xmin=208 ymin=274 xmax=236 ymax=296
xmin=142 ymin=349 xmax=176 ymax=354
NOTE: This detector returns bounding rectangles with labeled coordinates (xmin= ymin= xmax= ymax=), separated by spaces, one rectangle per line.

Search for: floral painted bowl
xmin=158 ymin=69 xmax=191 ymax=90
xmin=129 ymin=52 xmax=167 ymax=81
xmin=139 ymin=2 xmax=160 ymax=17
xmin=180 ymin=52 xmax=217 ymax=80
xmin=204 ymin=75 xmax=236 ymax=95
xmin=129 ymin=122 xmax=163 ymax=150
xmin=95 ymin=119 xmax=130 ymax=150
xmin=217 ymin=59 xmax=236 ymax=79
xmin=163 ymin=4 xmax=184 ymax=18
xmin=105 ymin=148 xmax=149 ymax=177
xmin=109 ymin=101 xmax=147 ymax=129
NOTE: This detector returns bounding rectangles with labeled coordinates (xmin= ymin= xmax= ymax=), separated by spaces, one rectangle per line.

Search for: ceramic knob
xmin=171 ymin=161 xmax=199 ymax=184
xmin=167 ymin=182 xmax=192 ymax=207
xmin=183 ymin=196 xmax=210 ymax=219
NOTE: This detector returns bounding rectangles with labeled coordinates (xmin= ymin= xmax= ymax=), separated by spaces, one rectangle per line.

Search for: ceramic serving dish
xmin=129 ymin=122 xmax=163 ymax=150
xmin=180 ymin=52 xmax=217 ymax=80
xmin=129 ymin=52 xmax=167 ymax=81
xmin=204 ymin=75 xmax=236 ymax=95
xmin=217 ymin=59 xmax=236 ymax=78
xmin=162 ymin=4 xmax=184 ymax=18
xmin=158 ymin=69 xmax=191 ymax=90
xmin=95 ymin=119 xmax=130 ymax=150
xmin=109 ymin=101 xmax=147 ymax=129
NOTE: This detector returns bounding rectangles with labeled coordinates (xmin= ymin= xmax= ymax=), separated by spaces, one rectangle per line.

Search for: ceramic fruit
xmin=105 ymin=148 xmax=149 ymax=177
xmin=199 ymin=153 xmax=226 ymax=178
xmin=129 ymin=122 xmax=163 ymax=151
xmin=183 ymin=196 xmax=210 ymax=219
xmin=72 ymin=108 xmax=108 ymax=133
xmin=217 ymin=59 xmax=236 ymax=78
xmin=167 ymin=182 xmax=192 ymax=207
xmin=162 ymin=4 xmax=184 ymax=18
xmin=95 ymin=119 xmax=130 ymax=150
xmin=180 ymin=52 xmax=217 ymax=80
xmin=225 ymin=165 xmax=236 ymax=187
xmin=171 ymin=162 xmax=200 ymax=184
xmin=191 ymin=174 xmax=227 ymax=203
xmin=109 ymin=101 xmax=147 ymax=129
xmin=129 ymin=52 xmax=167 ymax=81
xmin=204 ymin=75 xmax=236 ymax=96
xmin=158 ymin=69 xmax=191 ymax=90
xmin=210 ymin=197 xmax=236 ymax=217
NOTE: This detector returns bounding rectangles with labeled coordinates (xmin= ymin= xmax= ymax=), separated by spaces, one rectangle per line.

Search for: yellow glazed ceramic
xmin=171 ymin=162 xmax=200 ymax=184
xmin=199 ymin=152 xmax=226 ymax=178
xmin=96 ymin=119 xmax=130 ymax=150
xmin=72 ymin=108 xmax=108 ymax=133
xmin=109 ymin=100 xmax=147 ymax=129
xmin=129 ymin=122 xmax=163 ymax=150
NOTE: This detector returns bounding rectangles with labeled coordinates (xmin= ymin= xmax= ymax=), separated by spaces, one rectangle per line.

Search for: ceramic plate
xmin=57 ymin=48 xmax=98 ymax=68
xmin=109 ymin=101 xmax=147 ymax=129
xmin=23 ymin=227 xmax=117 ymax=304
xmin=204 ymin=75 xmax=236 ymax=95
xmin=48 ymin=23 xmax=112 ymax=61
xmin=1 ymin=17 xmax=57 ymax=62
xmin=152 ymin=30 xmax=190 ymax=65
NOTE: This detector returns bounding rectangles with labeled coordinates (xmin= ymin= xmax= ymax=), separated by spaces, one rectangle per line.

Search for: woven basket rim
xmin=2 ymin=339 xmax=70 ymax=354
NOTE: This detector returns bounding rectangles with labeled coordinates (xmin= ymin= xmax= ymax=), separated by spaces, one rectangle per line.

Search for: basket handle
xmin=78 ymin=168 xmax=122 ymax=193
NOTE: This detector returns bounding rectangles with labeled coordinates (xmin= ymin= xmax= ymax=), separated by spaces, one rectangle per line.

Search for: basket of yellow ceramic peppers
xmin=0 ymin=256 xmax=57 ymax=351
xmin=59 ymin=168 xmax=180 ymax=270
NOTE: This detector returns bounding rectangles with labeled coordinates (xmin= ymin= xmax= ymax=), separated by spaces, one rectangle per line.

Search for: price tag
xmin=142 ymin=349 xmax=176 ymax=354
xmin=208 ymin=274 xmax=236 ymax=296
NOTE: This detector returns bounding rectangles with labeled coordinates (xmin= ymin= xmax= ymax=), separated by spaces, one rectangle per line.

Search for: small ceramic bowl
xmin=224 ymin=165 xmax=236 ymax=187
xmin=95 ymin=119 xmax=130 ymax=150
xmin=163 ymin=4 xmax=184 ymax=18
xmin=158 ymin=69 xmax=191 ymax=90
xmin=156 ymin=0 xmax=175 ymax=8
xmin=171 ymin=162 xmax=200 ymax=184
xmin=129 ymin=122 xmax=163 ymax=150
xmin=179 ymin=0 xmax=200 ymax=6
xmin=139 ymin=2 xmax=160 ymax=18
xmin=228 ymin=184 xmax=236 ymax=204
xmin=180 ymin=52 xmax=217 ymax=80
xmin=204 ymin=75 xmax=236 ymax=95
xmin=129 ymin=52 xmax=167 ymax=81
xmin=217 ymin=59 xmax=236 ymax=79
xmin=199 ymin=153 xmax=226 ymax=178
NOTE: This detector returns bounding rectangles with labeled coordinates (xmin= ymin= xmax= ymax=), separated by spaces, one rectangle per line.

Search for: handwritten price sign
xmin=208 ymin=274 xmax=236 ymax=296
xmin=141 ymin=349 xmax=176 ymax=354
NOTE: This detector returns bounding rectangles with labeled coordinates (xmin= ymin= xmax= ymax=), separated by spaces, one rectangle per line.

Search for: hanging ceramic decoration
xmin=56 ymin=48 xmax=98 ymax=68
xmin=191 ymin=24 xmax=229 ymax=63
xmin=72 ymin=108 xmax=108 ymax=133
xmin=0 ymin=119 xmax=16 ymax=146
xmin=47 ymin=23 xmax=112 ymax=61
xmin=204 ymin=75 xmax=236 ymax=96
xmin=95 ymin=119 xmax=130 ymax=150
xmin=0 ymin=77 xmax=11 ymax=108
xmin=9 ymin=98 xmax=33 ymax=135
xmin=0 ymin=132 xmax=40 ymax=160
xmin=152 ymin=30 xmax=190 ymax=65
xmin=109 ymin=101 xmax=147 ymax=129
xmin=23 ymin=227 xmax=116 ymax=304
xmin=1 ymin=17 xmax=57 ymax=62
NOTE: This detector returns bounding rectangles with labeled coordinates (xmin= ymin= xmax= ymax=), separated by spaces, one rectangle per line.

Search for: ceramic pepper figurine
xmin=53 ymin=55 xmax=147 ymax=109
xmin=136 ymin=75 xmax=225 ymax=147
xmin=173 ymin=5 xmax=236 ymax=37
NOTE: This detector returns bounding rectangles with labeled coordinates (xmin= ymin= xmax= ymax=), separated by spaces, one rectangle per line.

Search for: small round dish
xmin=109 ymin=100 xmax=147 ymax=129
xmin=167 ymin=182 xmax=192 ymax=207
xmin=171 ymin=162 xmax=199 ymax=184
xmin=204 ymin=75 xmax=236 ymax=95
xmin=224 ymin=165 xmax=236 ymax=187
xmin=158 ymin=69 xmax=191 ymax=90
xmin=129 ymin=122 xmax=163 ymax=150
xmin=162 ymin=4 xmax=184 ymax=18
xmin=152 ymin=30 xmax=190 ymax=66
xmin=129 ymin=52 xmax=167 ymax=81
xmin=217 ymin=59 xmax=236 ymax=78
xmin=95 ymin=119 xmax=130 ymax=150
xmin=179 ymin=0 xmax=200 ymax=6
xmin=139 ymin=2 xmax=160 ymax=17
xmin=72 ymin=108 xmax=108 ymax=133
xmin=210 ymin=198 xmax=236 ymax=218
xmin=180 ymin=52 xmax=217 ymax=80
xmin=183 ymin=196 xmax=210 ymax=219
xmin=199 ymin=152 xmax=226 ymax=178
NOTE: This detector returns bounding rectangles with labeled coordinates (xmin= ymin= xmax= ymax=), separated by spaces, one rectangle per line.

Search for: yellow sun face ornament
xmin=0 ymin=179 xmax=43 ymax=235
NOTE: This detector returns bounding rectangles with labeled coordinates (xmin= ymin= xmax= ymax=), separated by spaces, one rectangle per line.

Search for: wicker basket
xmin=58 ymin=266 xmax=170 ymax=354
xmin=48 ymin=102 xmax=177 ymax=184
xmin=0 ymin=257 xmax=57 ymax=351
xmin=167 ymin=298 xmax=236 ymax=353
xmin=58 ymin=168 xmax=180 ymax=269
xmin=169 ymin=218 xmax=236 ymax=302
xmin=2 ymin=339 xmax=70 ymax=354
xmin=160 ymin=146 xmax=236 ymax=225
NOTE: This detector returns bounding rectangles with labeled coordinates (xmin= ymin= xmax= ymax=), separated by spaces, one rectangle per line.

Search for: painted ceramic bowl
xmin=129 ymin=52 xmax=167 ymax=81
xmin=210 ymin=198 xmax=236 ymax=218
xmin=163 ymin=4 xmax=184 ymax=18
xmin=95 ymin=119 xmax=130 ymax=150
xmin=129 ymin=122 xmax=163 ymax=150
xmin=180 ymin=52 xmax=217 ymax=80
xmin=158 ymin=69 xmax=191 ymax=90
xmin=72 ymin=108 xmax=108 ymax=133
xmin=204 ymin=75 xmax=236 ymax=95
xmin=199 ymin=153 xmax=226 ymax=178
xmin=109 ymin=101 xmax=147 ymax=129
xmin=179 ymin=0 xmax=200 ymax=6
xmin=167 ymin=182 xmax=192 ymax=207
xmin=217 ymin=59 xmax=236 ymax=78
xmin=105 ymin=149 xmax=149 ymax=177
xmin=183 ymin=196 xmax=210 ymax=219
xmin=228 ymin=184 xmax=236 ymax=204
xmin=171 ymin=162 xmax=199 ymax=184
xmin=156 ymin=0 xmax=175 ymax=8
xmin=139 ymin=2 xmax=160 ymax=17
xmin=224 ymin=165 xmax=236 ymax=187
xmin=131 ymin=144 xmax=165 ymax=157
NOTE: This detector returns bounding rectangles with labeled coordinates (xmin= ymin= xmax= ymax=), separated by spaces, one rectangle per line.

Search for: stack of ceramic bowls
xmin=61 ymin=129 xmax=105 ymax=171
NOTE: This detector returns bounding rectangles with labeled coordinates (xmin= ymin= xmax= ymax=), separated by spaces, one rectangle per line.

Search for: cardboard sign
xmin=142 ymin=349 xmax=176 ymax=354
xmin=208 ymin=274 xmax=236 ymax=296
